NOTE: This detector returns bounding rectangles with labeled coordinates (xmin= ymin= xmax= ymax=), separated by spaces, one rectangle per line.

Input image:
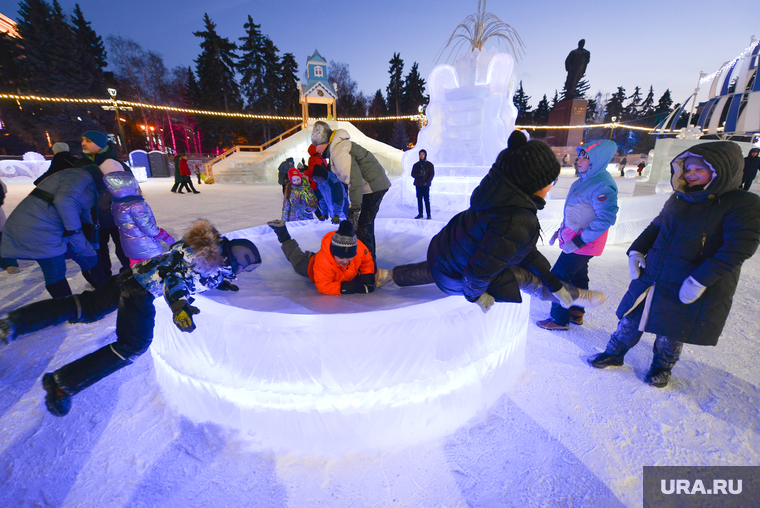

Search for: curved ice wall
xmin=401 ymin=47 xmax=517 ymax=212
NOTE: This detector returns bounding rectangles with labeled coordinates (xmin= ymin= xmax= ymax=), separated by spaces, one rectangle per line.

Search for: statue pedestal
xmin=545 ymin=99 xmax=587 ymax=147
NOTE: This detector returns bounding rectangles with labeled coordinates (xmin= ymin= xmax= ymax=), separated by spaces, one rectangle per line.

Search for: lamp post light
xmin=108 ymin=88 xmax=128 ymax=153
xmin=610 ymin=116 xmax=617 ymax=140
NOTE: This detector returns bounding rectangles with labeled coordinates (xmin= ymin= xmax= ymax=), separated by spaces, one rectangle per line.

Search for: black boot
xmin=267 ymin=219 xmax=291 ymax=243
xmin=82 ymin=265 xmax=108 ymax=288
xmin=644 ymin=366 xmax=671 ymax=388
xmin=588 ymin=340 xmax=629 ymax=369
xmin=42 ymin=373 xmax=72 ymax=416
xmin=46 ymin=278 xmax=72 ymax=298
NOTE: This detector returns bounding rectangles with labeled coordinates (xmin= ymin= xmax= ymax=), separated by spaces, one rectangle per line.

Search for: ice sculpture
xmin=150 ymin=218 xmax=529 ymax=454
xmin=401 ymin=47 xmax=517 ymax=212
xmin=0 ymin=152 xmax=50 ymax=180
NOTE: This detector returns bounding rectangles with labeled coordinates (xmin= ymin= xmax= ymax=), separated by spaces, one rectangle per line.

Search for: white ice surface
xmin=151 ymin=219 xmax=528 ymax=453
xmin=1 ymin=178 xmax=759 ymax=507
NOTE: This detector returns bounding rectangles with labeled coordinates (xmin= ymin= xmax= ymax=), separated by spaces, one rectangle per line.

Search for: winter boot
xmin=0 ymin=318 xmax=15 ymax=346
xmin=267 ymin=219 xmax=291 ymax=243
xmin=587 ymin=341 xmax=629 ymax=369
xmin=6 ymin=266 xmax=20 ymax=274
xmin=45 ymin=278 xmax=72 ymax=298
xmin=536 ymin=319 xmax=570 ymax=331
xmin=569 ymin=310 xmax=584 ymax=325
xmin=375 ymin=269 xmax=394 ymax=288
xmin=567 ymin=287 xmax=606 ymax=308
xmin=644 ymin=366 xmax=671 ymax=388
xmin=42 ymin=373 xmax=72 ymax=416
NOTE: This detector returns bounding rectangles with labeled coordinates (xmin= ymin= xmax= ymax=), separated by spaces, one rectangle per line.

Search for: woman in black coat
xmin=589 ymin=141 xmax=760 ymax=387
xmin=377 ymin=132 xmax=606 ymax=313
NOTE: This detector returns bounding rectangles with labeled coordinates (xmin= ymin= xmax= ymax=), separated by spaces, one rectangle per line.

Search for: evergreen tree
xmin=574 ymin=79 xmax=590 ymax=100
xmin=623 ymin=86 xmax=642 ymax=121
xmin=362 ymin=89 xmax=389 ymax=142
xmin=655 ymin=89 xmax=673 ymax=118
xmin=237 ymin=15 xmax=266 ymax=112
xmin=71 ymin=3 xmax=106 ymax=96
xmin=512 ymin=80 xmax=532 ymax=121
xmin=604 ymin=86 xmax=626 ymax=123
xmin=278 ymin=52 xmax=299 ymax=116
xmin=259 ymin=36 xmax=281 ymax=112
xmin=401 ymin=62 xmax=426 ymax=114
xmin=184 ymin=66 xmax=200 ymax=106
xmin=369 ymin=89 xmax=387 ymax=117
xmin=0 ymin=32 xmax=21 ymax=93
xmin=551 ymin=90 xmax=559 ymax=109
xmin=640 ymin=85 xmax=655 ymax=118
xmin=386 ymin=53 xmax=404 ymax=116
xmin=16 ymin=0 xmax=55 ymax=93
xmin=193 ymin=13 xmax=241 ymax=112
xmin=585 ymin=97 xmax=597 ymax=123
xmin=533 ymin=94 xmax=550 ymax=125
xmin=389 ymin=120 xmax=408 ymax=150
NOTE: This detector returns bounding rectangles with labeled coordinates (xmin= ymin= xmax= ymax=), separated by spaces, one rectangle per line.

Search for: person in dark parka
xmin=741 ymin=147 xmax=760 ymax=191
xmin=588 ymin=141 xmax=760 ymax=387
xmin=34 ymin=142 xmax=77 ymax=186
xmin=411 ymin=149 xmax=434 ymax=220
xmin=376 ymin=132 xmax=606 ymax=313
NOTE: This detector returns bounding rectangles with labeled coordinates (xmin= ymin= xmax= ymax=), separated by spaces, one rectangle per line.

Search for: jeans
xmin=416 ymin=186 xmax=431 ymax=217
xmin=357 ymin=189 xmax=387 ymax=265
xmin=606 ymin=302 xmax=683 ymax=370
xmin=37 ymin=249 xmax=99 ymax=285
xmin=9 ymin=271 xmax=156 ymax=395
xmin=550 ymin=252 xmax=592 ymax=325
xmin=0 ymin=232 xmax=18 ymax=269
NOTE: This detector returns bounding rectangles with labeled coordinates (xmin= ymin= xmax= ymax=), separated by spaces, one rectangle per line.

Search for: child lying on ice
xmin=374 ymin=131 xmax=606 ymax=313
xmin=268 ymin=218 xmax=375 ymax=295
xmin=0 ymin=219 xmax=261 ymax=417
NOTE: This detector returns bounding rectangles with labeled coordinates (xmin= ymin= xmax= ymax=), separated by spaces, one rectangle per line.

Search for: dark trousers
xmin=606 ymin=301 xmax=683 ymax=371
xmin=415 ymin=186 xmax=431 ymax=217
xmin=550 ymin=251 xmax=592 ymax=325
xmin=177 ymin=176 xmax=197 ymax=193
xmin=741 ymin=178 xmax=754 ymax=191
xmin=0 ymin=232 xmax=18 ymax=269
xmin=9 ymin=271 xmax=155 ymax=395
xmin=357 ymin=189 xmax=388 ymax=265
xmin=170 ymin=179 xmax=180 ymax=192
xmin=281 ymin=239 xmax=314 ymax=278
xmin=99 ymin=227 xmax=130 ymax=277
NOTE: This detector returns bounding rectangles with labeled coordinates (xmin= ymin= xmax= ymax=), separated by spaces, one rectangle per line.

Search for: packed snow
xmin=1 ymin=176 xmax=758 ymax=507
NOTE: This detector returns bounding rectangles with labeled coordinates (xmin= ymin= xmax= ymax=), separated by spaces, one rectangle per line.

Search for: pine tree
xmin=512 ymin=80 xmax=532 ymax=121
xmin=655 ymin=89 xmax=673 ymax=118
xmin=193 ymin=13 xmax=241 ymax=112
xmin=640 ymin=85 xmax=655 ymax=118
xmin=0 ymin=32 xmax=21 ymax=93
xmin=574 ymin=79 xmax=590 ymax=100
xmin=260 ymin=36 xmax=281 ymax=113
xmin=389 ymin=120 xmax=408 ymax=150
xmin=604 ymin=86 xmax=626 ymax=123
xmin=533 ymin=94 xmax=550 ymax=125
xmin=585 ymin=97 xmax=597 ymax=123
xmin=623 ymin=86 xmax=642 ymax=121
xmin=551 ymin=90 xmax=559 ymax=109
xmin=71 ymin=3 xmax=106 ymax=96
xmin=278 ymin=52 xmax=300 ymax=116
xmin=369 ymin=89 xmax=387 ymax=117
xmin=184 ymin=66 xmax=200 ymax=106
xmin=16 ymin=0 xmax=55 ymax=94
xmin=401 ymin=62 xmax=426 ymax=115
xmin=386 ymin=53 xmax=404 ymax=116
xmin=237 ymin=15 xmax=266 ymax=112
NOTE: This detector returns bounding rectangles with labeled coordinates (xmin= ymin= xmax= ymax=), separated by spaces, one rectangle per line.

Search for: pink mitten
xmin=156 ymin=228 xmax=175 ymax=245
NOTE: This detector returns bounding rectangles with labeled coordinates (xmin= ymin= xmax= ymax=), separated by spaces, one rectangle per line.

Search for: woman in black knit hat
xmin=375 ymin=131 xmax=606 ymax=313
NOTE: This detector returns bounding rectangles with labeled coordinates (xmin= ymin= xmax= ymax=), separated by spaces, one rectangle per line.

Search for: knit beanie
xmin=498 ymin=131 xmax=560 ymax=195
xmin=311 ymin=121 xmax=333 ymax=145
xmin=288 ymin=168 xmax=302 ymax=182
xmin=684 ymin=155 xmax=708 ymax=169
xmin=52 ymin=142 xmax=69 ymax=154
xmin=312 ymin=164 xmax=328 ymax=181
xmin=330 ymin=220 xmax=357 ymax=258
xmin=82 ymin=130 xmax=108 ymax=149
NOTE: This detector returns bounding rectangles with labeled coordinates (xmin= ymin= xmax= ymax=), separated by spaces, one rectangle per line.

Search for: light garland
xmin=700 ymin=39 xmax=759 ymax=86
xmin=516 ymin=123 xmax=653 ymax=132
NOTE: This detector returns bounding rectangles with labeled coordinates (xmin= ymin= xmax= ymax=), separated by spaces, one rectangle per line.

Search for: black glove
xmin=340 ymin=273 xmax=375 ymax=294
xmin=347 ymin=207 xmax=361 ymax=232
xmin=216 ymin=280 xmax=239 ymax=291
xmin=331 ymin=215 xmax=340 ymax=224
xmin=170 ymin=300 xmax=200 ymax=332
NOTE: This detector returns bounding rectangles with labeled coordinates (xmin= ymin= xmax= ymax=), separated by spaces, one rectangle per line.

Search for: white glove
xmin=549 ymin=230 xmax=559 ymax=246
xmin=552 ymin=287 xmax=574 ymax=309
xmin=561 ymin=241 xmax=580 ymax=254
xmin=679 ymin=276 xmax=706 ymax=304
xmin=475 ymin=293 xmax=495 ymax=314
xmin=628 ymin=251 xmax=647 ymax=279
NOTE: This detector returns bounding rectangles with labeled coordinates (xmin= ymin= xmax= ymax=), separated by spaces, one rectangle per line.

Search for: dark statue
xmin=564 ymin=39 xmax=590 ymax=101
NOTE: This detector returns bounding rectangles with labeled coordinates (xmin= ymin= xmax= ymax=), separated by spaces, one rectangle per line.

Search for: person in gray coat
xmin=0 ymin=167 xmax=108 ymax=297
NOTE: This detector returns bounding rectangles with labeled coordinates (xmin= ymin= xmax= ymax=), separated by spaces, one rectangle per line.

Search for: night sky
xmin=0 ymin=0 xmax=757 ymax=111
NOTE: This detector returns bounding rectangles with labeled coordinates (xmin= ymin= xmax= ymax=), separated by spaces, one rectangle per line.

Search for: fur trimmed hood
xmin=182 ymin=219 xmax=226 ymax=275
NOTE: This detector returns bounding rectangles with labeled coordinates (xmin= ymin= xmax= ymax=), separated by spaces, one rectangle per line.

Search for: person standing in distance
xmin=411 ymin=149 xmax=434 ymax=220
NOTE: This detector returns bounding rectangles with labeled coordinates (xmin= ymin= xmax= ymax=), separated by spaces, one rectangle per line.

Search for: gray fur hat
xmin=311 ymin=121 xmax=333 ymax=146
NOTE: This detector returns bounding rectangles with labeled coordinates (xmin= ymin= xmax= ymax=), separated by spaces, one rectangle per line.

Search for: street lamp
xmin=108 ymin=88 xmax=128 ymax=153
xmin=610 ymin=116 xmax=617 ymax=140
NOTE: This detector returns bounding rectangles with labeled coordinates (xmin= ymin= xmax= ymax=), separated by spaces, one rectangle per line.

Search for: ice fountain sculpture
xmin=401 ymin=47 xmax=517 ymax=212
xmin=150 ymin=219 xmax=529 ymax=454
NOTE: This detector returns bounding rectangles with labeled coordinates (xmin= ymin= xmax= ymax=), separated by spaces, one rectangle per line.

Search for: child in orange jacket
xmin=267 ymin=219 xmax=375 ymax=295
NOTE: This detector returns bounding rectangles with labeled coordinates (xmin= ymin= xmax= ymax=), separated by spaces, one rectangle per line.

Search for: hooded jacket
xmin=617 ymin=141 xmax=760 ymax=346
xmin=323 ymin=129 xmax=391 ymax=208
xmin=132 ymin=219 xmax=236 ymax=308
xmin=1 ymin=168 xmax=98 ymax=260
xmin=282 ymin=181 xmax=318 ymax=221
xmin=427 ymin=149 xmax=563 ymax=303
xmin=105 ymin=172 xmax=163 ymax=260
xmin=306 ymin=231 xmax=375 ymax=295
xmin=557 ymin=140 xmax=619 ymax=256
xmin=303 ymin=144 xmax=326 ymax=192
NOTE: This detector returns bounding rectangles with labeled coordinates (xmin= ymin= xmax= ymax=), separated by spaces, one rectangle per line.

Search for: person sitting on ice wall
xmin=0 ymin=219 xmax=261 ymax=417
xmin=104 ymin=172 xmax=175 ymax=267
xmin=375 ymin=131 xmax=606 ymax=313
xmin=311 ymin=121 xmax=391 ymax=264
xmin=537 ymin=139 xmax=619 ymax=331
xmin=268 ymin=218 xmax=375 ymax=295
xmin=588 ymin=141 xmax=760 ymax=388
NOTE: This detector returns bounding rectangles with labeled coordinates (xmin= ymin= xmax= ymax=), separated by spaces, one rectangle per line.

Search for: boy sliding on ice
xmin=268 ymin=219 xmax=375 ymax=295
xmin=0 ymin=219 xmax=261 ymax=416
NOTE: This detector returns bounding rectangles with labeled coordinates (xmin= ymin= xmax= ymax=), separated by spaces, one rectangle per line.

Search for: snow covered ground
xmin=1 ymin=177 xmax=758 ymax=507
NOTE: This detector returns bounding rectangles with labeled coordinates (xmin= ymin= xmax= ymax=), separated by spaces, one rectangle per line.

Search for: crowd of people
xmin=0 ymin=122 xmax=759 ymax=417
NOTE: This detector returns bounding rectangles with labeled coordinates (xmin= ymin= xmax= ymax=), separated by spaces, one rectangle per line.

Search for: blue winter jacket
xmin=559 ymin=139 xmax=619 ymax=254
xmin=317 ymin=172 xmax=350 ymax=219
xmin=105 ymin=172 xmax=163 ymax=260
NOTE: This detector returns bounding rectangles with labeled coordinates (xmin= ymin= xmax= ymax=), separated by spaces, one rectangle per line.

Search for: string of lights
xmin=0 ymin=93 xmax=655 ymax=130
